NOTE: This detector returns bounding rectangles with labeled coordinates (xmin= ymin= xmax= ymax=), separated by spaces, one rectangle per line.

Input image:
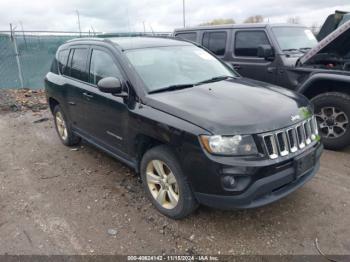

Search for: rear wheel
xmin=53 ymin=105 xmax=81 ymax=146
xmin=311 ymin=92 xmax=350 ymax=150
xmin=140 ymin=145 xmax=198 ymax=219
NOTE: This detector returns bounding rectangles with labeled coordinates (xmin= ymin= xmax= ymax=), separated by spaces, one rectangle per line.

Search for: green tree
xmin=244 ymin=15 xmax=264 ymax=23
xmin=200 ymin=18 xmax=235 ymax=26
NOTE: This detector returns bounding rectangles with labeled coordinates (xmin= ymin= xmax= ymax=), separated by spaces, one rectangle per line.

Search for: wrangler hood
xmin=145 ymin=78 xmax=312 ymax=135
xmin=299 ymin=20 xmax=350 ymax=65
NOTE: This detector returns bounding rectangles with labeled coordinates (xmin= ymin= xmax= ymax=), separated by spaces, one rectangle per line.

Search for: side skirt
xmin=73 ymin=130 xmax=138 ymax=172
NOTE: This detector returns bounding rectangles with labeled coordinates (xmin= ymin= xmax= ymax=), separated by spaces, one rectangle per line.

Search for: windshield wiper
xmin=282 ymin=48 xmax=299 ymax=52
xmin=148 ymin=75 xmax=236 ymax=94
xmin=148 ymin=84 xmax=194 ymax=94
xmin=283 ymin=48 xmax=312 ymax=54
xmin=195 ymin=75 xmax=235 ymax=86
xmin=299 ymin=47 xmax=312 ymax=53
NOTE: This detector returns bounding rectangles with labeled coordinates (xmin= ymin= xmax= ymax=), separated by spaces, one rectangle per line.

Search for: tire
xmin=140 ymin=145 xmax=198 ymax=219
xmin=311 ymin=92 xmax=350 ymax=150
xmin=53 ymin=105 xmax=81 ymax=146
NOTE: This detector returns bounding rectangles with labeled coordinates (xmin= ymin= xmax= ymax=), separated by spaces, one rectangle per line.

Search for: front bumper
xmin=194 ymin=143 xmax=323 ymax=209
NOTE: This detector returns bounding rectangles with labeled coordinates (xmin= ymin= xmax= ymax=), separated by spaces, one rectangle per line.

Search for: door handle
xmin=83 ymin=92 xmax=94 ymax=99
xmin=233 ymin=64 xmax=241 ymax=70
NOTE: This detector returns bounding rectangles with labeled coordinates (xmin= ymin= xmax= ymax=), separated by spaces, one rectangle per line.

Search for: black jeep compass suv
xmin=45 ymin=37 xmax=323 ymax=219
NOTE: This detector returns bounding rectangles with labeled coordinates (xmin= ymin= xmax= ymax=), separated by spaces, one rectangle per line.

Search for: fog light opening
xmin=222 ymin=175 xmax=236 ymax=189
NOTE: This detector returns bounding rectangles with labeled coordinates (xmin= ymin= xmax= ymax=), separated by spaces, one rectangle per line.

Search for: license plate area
xmin=294 ymin=151 xmax=315 ymax=178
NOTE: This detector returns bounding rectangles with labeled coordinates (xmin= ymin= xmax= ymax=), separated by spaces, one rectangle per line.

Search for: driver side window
xmin=89 ymin=49 xmax=122 ymax=85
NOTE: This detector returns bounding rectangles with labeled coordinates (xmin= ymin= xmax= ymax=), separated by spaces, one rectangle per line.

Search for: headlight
xmin=199 ymin=135 xmax=258 ymax=156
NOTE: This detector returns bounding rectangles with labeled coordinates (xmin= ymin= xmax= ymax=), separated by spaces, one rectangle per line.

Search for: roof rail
xmin=66 ymin=37 xmax=105 ymax=43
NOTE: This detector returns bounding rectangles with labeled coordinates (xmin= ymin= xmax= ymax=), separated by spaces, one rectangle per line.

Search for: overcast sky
xmin=0 ymin=0 xmax=350 ymax=32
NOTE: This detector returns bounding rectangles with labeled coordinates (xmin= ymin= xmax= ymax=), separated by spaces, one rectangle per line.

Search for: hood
xmin=145 ymin=78 xmax=311 ymax=135
xmin=299 ymin=20 xmax=350 ymax=65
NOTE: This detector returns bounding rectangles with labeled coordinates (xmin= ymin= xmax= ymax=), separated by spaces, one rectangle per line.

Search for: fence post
xmin=10 ymin=23 xmax=24 ymax=88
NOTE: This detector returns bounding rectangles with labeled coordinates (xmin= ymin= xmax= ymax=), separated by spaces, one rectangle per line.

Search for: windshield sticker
xmin=194 ymin=50 xmax=215 ymax=60
xmin=304 ymin=30 xmax=317 ymax=41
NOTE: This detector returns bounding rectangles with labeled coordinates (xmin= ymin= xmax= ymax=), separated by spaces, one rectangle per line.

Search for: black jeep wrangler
xmin=45 ymin=37 xmax=322 ymax=219
xmin=175 ymin=21 xmax=350 ymax=150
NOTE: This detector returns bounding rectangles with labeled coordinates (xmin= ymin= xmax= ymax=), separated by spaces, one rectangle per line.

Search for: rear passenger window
xmin=57 ymin=49 xmax=69 ymax=75
xmin=235 ymin=31 xmax=269 ymax=57
xmin=68 ymin=48 xmax=89 ymax=81
xmin=202 ymin=31 xmax=227 ymax=56
xmin=89 ymin=49 xmax=122 ymax=85
xmin=176 ymin=32 xmax=197 ymax=42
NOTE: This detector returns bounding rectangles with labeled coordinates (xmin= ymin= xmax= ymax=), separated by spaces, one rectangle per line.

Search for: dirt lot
xmin=0 ymin=90 xmax=350 ymax=256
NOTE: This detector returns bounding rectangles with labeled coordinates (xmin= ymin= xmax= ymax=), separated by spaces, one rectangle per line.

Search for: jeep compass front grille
xmin=261 ymin=116 xmax=319 ymax=159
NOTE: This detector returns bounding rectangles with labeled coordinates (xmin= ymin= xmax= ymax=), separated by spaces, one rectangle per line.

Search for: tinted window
xmin=68 ymin=48 xmax=88 ymax=81
xmin=235 ymin=31 xmax=269 ymax=57
xmin=176 ymin=32 xmax=197 ymax=42
xmin=89 ymin=49 xmax=122 ymax=85
xmin=202 ymin=31 xmax=227 ymax=56
xmin=57 ymin=49 xmax=69 ymax=75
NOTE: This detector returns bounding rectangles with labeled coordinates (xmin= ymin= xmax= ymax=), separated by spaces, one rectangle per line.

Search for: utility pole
xmin=76 ymin=10 xmax=82 ymax=37
xmin=182 ymin=0 xmax=186 ymax=28
xmin=143 ymin=21 xmax=146 ymax=33
xmin=90 ymin=25 xmax=96 ymax=36
xmin=10 ymin=23 xmax=24 ymax=89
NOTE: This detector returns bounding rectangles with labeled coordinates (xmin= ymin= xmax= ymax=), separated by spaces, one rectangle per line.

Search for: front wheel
xmin=140 ymin=145 xmax=198 ymax=219
xmin=311 ymin=92 xmax=350 ymax=150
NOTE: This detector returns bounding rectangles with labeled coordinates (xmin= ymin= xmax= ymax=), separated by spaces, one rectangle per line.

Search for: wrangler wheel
xmin=311 ymin=92 xmax=350 ymax=150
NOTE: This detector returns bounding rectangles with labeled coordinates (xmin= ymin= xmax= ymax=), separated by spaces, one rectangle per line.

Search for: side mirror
xmin=257 ymin=45 xmax=275 ymax=61
xmin=97 ymin=77 xmax=122 ymax=94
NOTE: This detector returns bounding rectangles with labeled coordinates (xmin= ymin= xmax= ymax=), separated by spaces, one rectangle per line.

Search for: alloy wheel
xmin=55 ymin=111 xmax=68 ymax=140
xmin=315 ymin=106 xmax=349 ymax=139
xmin=146 ymin=160 xmax=179 ymax=210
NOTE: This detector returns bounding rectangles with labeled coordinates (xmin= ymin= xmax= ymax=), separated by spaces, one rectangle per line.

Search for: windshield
xmin=125 ymin=45 xmax=236 ymax=93
xmin=272 ymin=27 xmax=318 ymax=52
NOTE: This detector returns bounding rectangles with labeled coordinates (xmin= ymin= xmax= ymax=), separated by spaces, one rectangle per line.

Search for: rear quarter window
xmin=57 ymin=49 xmax=69 ymax=75
xmin=175 ymin=32 xmax=197 ymax=42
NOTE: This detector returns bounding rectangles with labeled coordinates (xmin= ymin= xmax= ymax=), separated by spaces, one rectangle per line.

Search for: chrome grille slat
xmin=287 ymin=128 xmax=298 ymax=153
xmin=261 ymin=116 xmax=319 ymax=159
xmin=296 ymin=124 xmax=306 ymax=149
xmin=276 ymin=132 xmax=289 ymax=156
xmin=263 ymin=135 xmax=279 ymax=159
xmin=304 ymin=120 xmax=312 ymax=145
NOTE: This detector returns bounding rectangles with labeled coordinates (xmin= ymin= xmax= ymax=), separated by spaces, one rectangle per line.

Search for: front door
xmin=80 ymin=47 xmax=129 ymax=155
xmin=228 ymin=30 xmax=277 ymax=84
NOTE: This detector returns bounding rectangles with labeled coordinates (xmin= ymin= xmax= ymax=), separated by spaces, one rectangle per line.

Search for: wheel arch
xmin=298 ymin=73 xmax=350 ymax=99
xmin=48 ymin=97 xmax=60 ymax=113
xmin=133 ymin=134 xmax=169 ymax=174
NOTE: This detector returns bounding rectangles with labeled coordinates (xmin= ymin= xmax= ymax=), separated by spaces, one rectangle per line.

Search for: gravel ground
xmin=0 ymin=99 xmax=349 ymax=255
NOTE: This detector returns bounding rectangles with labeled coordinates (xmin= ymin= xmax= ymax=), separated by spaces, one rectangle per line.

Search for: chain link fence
xmin=0 ymin=31 xmax=171 ymax=89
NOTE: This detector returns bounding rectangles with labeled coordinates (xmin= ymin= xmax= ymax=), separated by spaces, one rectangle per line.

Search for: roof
xmin=108 ymin=37 xmax=191 ymax=50
xmin=174 ymin=23 xmax=306 ymax=32
xmin=65 ymin=36 xmax=192 ymax=50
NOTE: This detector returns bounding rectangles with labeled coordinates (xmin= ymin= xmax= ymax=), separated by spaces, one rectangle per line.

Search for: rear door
xmin=228 ymin=29 xmax=277 ymax=84
xmin=201 ymin=30 xmax=228 ymax=58
xmin=63 ymin=46 xmax=90 ymax=128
